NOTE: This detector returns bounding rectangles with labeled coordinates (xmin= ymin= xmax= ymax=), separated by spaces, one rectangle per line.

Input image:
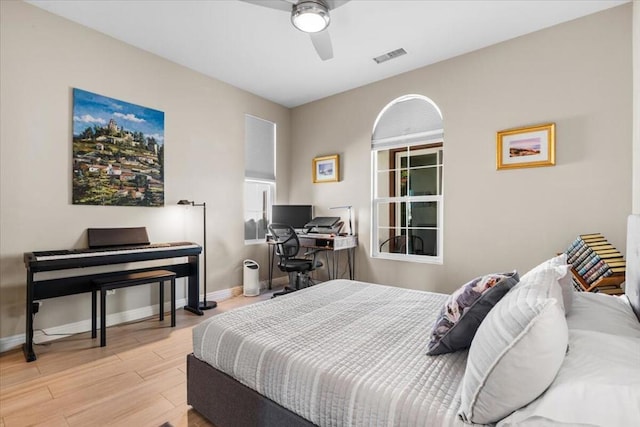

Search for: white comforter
xmin=193 ymin=280 xmax=470 ymax=427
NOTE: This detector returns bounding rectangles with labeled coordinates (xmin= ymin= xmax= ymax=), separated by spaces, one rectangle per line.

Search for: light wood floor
xmin=0 ymin=290 xmax=275 ymax=427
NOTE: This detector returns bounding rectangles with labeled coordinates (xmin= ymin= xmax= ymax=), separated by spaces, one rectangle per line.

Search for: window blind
xmin=372 ymin=96 xmax=443 ymax=150
xmin=245 ymin=115 xmax=275 ymax=181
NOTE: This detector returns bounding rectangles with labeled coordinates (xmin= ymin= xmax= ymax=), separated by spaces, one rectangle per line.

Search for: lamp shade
xmin=177 ymin=199 xmax=193 ymax=205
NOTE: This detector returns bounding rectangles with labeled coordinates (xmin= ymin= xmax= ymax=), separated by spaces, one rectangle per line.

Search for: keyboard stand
xmin=23 ymin=242 xmax=202 ymax=362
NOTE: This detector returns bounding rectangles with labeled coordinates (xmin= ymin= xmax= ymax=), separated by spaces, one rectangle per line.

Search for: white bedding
xmin=498 ymin=329 xmax=640 ymax=426
xmin=497 ymin=290 xmax=640 ymax=426
xmin=192 ymin=278 xmax=640 ymax=427
xmin=193 ymin=280 xmax=470 ymax=427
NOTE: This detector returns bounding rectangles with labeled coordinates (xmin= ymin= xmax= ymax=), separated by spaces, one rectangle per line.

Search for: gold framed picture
xmin=312 ymin=154 xmax=339 ymax=183
xmin=496 ymin=123 xmax=555 ymax=170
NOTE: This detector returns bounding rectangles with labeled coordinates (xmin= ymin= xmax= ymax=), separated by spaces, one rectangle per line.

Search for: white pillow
xmin=556 ymin=269 xmax=574 ymax=314
xmin=567 ymin=292 xmax=640 ymax=338
xmin=458 ymin=279 xmax=569 ymax=425
xmin=520 ymin=253 xmax=567 ymax=278
xmin=519 ymin=254 xmax=572 ymax=314
xmin=497 ymin=329 xmax=640 ymax=427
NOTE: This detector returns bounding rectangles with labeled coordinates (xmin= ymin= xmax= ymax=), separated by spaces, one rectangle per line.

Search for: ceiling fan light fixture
xmin=291 ymin=1 xmax=330 ymax=33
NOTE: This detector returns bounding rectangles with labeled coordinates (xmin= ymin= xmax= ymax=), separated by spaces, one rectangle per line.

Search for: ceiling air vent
xmin=373 ymin=48 xmax=407 ymax=64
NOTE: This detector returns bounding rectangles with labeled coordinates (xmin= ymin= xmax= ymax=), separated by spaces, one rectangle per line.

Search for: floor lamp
xmin=178 ymin=200 xmax=217 ymax=310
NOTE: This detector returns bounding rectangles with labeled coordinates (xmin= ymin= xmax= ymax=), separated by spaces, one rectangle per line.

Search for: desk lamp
xmin=178 ymin=200 xmax=217 ymax=310
xmin=329 ymin=205 xmax=353 ymax=235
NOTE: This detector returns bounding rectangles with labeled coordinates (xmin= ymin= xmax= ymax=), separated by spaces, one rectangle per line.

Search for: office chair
xmin=379 ymin=235 xmax=425 ymax=255
xmin=268 ymin=223 xmax=322 ymax=297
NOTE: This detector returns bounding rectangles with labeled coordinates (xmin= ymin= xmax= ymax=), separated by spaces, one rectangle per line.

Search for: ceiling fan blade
xmin=324 ymin=0 xmax=351 ymax=10
xmin=310 ymin=30 xmax=333 ymax=61
xmin=238 ymin=0 xmax=292 ymax=12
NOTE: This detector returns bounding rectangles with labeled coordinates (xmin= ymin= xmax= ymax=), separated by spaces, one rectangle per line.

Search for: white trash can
xmin=243 ymin=259 xmax=260 ymax=296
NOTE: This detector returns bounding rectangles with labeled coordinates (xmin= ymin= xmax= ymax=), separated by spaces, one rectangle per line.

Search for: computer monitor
xmin=271 ymin=205 xmax=313 ymax=230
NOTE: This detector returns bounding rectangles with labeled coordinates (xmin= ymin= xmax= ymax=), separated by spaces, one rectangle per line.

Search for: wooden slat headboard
xmin=626 ymin=214 xmax=640 ymax=322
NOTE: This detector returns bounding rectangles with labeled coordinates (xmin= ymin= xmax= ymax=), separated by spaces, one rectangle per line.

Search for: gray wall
xmin=290 ymin=4 xmax=633 ymax=293
xmin=0 ymin=1 xmax=291 ymax=340
xmin=0 ymin=1 xmax=635 ymax=344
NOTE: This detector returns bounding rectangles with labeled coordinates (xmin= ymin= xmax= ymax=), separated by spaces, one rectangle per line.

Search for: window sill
xmin=371 ymin=252 xmax=443 ymax=264
xmin=244 ymin=239 xmax=266 ymax=246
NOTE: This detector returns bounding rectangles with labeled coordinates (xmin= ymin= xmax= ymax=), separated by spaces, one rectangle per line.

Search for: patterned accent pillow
xmin=426 ymin=271 xmax=519 ymax=356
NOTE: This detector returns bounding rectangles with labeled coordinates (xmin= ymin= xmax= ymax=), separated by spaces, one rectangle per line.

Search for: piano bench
xmin=91 ymin=270 xmax=177 ymax=347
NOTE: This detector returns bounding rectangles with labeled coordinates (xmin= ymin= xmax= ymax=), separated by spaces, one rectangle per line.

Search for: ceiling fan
xmin=239 ymin=0 xmax=351 ymax=61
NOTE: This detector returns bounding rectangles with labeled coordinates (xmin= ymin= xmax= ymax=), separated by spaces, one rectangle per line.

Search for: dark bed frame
xmin=187 ymin=215 xmax=640 ymax=427
xmin=187 ymin=353 xmax=315 ymax=427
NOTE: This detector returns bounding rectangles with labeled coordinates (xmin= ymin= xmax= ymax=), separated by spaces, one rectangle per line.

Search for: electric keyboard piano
xmin=25 ymin=242 xmax=200 ymax=271
xmin=23 ymin=227 xmax=203 ymax=362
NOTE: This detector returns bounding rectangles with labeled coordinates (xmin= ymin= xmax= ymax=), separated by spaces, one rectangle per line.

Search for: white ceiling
xmin=27 ymin=0 xmax=628 ymax=108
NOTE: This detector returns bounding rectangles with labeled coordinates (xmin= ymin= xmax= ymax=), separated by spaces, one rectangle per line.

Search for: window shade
xmin=245 ymin=115 xmax=275 ymax=181
xmin=372 ymin=96 xmax=443 ymax=150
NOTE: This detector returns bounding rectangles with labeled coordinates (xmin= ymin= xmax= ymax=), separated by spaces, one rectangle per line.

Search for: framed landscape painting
xmin=72 ymin=88 xmax=165 ymax=206
xmin=496 ymin=123 xmax=555 ymax=170
xmin=313 ymin=154 xmax=339 ymax=183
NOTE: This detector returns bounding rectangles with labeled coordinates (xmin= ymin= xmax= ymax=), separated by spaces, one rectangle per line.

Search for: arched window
xmin=371 ymin=95 xmax=443 ymax=263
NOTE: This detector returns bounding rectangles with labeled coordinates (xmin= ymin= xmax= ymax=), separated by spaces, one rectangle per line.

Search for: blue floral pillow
xmin=427 ymin=271 xmax=519 ymax=355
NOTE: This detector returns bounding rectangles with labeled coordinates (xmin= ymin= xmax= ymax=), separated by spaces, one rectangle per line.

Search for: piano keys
xmin=25 ymin=242 xmax=201 ymax=271
xmin=23 ymin=227 xmax=204 ymax=362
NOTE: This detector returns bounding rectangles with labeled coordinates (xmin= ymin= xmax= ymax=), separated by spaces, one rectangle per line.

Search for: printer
xmin=304 ymin=217 xmax=343 ymax=234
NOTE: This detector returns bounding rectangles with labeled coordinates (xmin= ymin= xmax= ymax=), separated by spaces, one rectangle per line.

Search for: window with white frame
xmin=371 ymin=95 xmax=444 ymax=263
xmin=244 ymin=115 xmax=275 ymax=243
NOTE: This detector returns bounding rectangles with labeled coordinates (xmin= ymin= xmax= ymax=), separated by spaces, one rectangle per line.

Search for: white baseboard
xmin=0 ymin=334 xmax=27 ymax=354
xmin=0 ymin=283 xmax=262 ymax=354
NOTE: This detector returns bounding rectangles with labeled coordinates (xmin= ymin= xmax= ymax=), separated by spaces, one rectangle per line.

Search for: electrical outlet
xmin=106 ymin=289 xmax=116 ymax=296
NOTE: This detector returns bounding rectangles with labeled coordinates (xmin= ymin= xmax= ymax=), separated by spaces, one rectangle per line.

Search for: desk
xmin=267 ymin=234 xmax=357 ymax=289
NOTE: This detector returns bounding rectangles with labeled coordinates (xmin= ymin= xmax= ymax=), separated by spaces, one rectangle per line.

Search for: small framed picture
xmin=312 ymin=154 xmax=339 ymax=183
xmin=496 ymin=123 xmax=555 ymax=170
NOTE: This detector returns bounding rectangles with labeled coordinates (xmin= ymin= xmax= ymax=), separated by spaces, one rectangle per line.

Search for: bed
xmin=187 ymin=215 xmax=640 ymax=427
